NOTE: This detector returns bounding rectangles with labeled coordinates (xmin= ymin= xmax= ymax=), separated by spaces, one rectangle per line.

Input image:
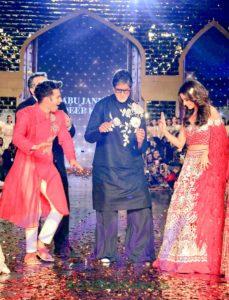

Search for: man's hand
xmin=70 ymin=159 xmax=84 ymax=173
xmin=136 ymin=128 xmax=145 ymax=147
xmin=99 ymin=121 xmax=113 ymax=133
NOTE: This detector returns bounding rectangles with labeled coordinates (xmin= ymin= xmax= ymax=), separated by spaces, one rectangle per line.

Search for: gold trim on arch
xmin=19 ymin=8 xmax=146 ymax=75
xmin=178 ymin=20 xmax=229 ymax=77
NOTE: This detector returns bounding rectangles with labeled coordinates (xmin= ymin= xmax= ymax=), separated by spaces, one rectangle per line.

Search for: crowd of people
xmin=145 ymin=117 xmax=184 ymax=190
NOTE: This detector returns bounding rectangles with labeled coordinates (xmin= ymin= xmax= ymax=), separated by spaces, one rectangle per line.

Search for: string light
xmin=0 ymin=0 xmax=226 ymax=108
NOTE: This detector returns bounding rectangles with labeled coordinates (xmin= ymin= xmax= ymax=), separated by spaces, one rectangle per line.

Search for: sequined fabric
xmin=185 ymin=119 xmax=222 ymax=146
xmin=154 ymin=150 xmax=209 ymax=273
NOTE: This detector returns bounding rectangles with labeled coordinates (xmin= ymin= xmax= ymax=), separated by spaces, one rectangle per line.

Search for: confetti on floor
xmin=0 ymin=177 xmax=228 ymax=299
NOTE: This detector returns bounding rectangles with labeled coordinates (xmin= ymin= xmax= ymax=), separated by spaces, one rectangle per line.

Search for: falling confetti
xmin=0 ymin=177 xmax=228 ymax=299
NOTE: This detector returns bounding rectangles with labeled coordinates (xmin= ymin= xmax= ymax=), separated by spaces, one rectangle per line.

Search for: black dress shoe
xmin=54 ymin=246 xmax=76 ymax=259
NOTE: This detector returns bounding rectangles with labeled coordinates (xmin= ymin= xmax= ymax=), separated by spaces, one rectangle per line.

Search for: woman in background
xmin=2 ymin=115 xmax=14 ymax=148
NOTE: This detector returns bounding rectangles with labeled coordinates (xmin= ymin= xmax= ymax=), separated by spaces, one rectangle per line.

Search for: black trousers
xmin=53 ymin=161 xmax=70 ymax=251
xmin=94 ymin=208 xmax=155 ymax=263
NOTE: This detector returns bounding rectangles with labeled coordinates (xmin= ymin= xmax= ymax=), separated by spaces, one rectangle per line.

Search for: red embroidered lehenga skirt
xmin=154 ymin=124 xmax=228 ymax=275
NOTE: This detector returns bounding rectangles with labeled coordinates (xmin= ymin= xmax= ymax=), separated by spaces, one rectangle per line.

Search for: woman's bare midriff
xmin=187 ymin=144 xmax=208 ymax=151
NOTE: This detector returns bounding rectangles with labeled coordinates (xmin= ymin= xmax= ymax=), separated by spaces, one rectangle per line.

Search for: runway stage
xmin=0 ymin=176 xmax=228 ymax=299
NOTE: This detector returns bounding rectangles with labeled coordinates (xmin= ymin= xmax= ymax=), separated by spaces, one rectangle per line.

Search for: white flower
xmin=130 ymin=116 xmax=141 ymax=129
xmin=113 ymin=117 xmax=121 ymax=127
xmin=125 ymin=108 xmax=132 ymax=118
xmin=120 ymin=108 xmax=126 ymax=117
xmin=131 ymin=103 xmax=144 ymax=115
xmin=123 ymin=134 xmax=129 ymax=147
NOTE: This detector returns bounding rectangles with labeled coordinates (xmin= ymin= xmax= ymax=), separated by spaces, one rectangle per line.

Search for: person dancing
xmin=0 ymin=80 xmax=83 ymax=265
xmin=16 ymin=72 xmax=77 ymax=258
xmin=153 ymin=80 xmax=228 ymax=275
xmin=85 ymin=70 xmax=154 ymax=264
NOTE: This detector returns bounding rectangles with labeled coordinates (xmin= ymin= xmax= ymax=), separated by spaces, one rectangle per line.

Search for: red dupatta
xmin=195 ymin=123 xmax=228 ymax=273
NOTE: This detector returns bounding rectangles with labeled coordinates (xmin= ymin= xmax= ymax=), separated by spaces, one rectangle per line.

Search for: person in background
xmin=2 ymin=142 xmax=16 ymax=179
xmin=16 ymin=72 xmax=48 ymax=113
xmin=1 ymin=115 xmax=14 ymax=149
xmin=147 ymin=119 xmax=160 ymax=139
xmin=0 ymin=137 xmax=6 ymax=156
xmin=171 ymin=116 xmax=181 ymax=133
xmin=165 ymin=118 xmax=173 ymax=133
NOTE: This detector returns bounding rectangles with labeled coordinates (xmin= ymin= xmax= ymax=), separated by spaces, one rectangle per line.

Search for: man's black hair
xmin=28 ymin=72 xmax=47 ymax=88
xmin=112 ymin=69 xmax=133 ymax=88
xmin=34 ymin=80 xmax=62 ymax=103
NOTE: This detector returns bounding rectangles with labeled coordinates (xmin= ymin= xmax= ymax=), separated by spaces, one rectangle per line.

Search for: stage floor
xmin=0 ymin=176 xmax=228 ymax=299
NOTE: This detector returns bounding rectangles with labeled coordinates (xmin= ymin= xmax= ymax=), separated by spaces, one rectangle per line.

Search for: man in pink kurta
xmin=0 ymin=80 xmax=83 ymax=264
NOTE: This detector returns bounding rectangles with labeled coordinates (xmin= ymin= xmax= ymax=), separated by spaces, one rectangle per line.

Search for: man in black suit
xmin=16 ymin=72 xmax=75 ymax=258
xmin=16 ymin=72 xmax=48 ymax=112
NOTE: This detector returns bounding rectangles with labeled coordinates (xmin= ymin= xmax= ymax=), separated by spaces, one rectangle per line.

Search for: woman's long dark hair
xmin=178 ymin=80 xmax=211 ymax=127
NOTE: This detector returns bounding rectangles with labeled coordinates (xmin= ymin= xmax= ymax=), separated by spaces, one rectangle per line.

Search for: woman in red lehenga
xmin=0 ymin=80 xmax=83 ymax=265
xmin=153 ymin=80 xmax=228 ymax=275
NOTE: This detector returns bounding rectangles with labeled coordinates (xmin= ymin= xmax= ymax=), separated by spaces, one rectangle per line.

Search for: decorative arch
xmin=19 ymin=8 xmax=146 ymax=75
xmin=178 ymin=20 xmax=229 ymax=76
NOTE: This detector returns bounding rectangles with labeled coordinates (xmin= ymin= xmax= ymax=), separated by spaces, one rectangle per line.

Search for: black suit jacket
xmin=16 ymin=96 xmax=75 ymax=174
xmin=16 ymin=96 xmax=36 ymax=113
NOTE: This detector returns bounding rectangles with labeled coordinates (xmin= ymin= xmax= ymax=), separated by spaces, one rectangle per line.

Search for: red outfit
xmin=0 ymin=104 xmax=76 ymax=228
xmin=154 ymin=118 xmax=228 ymax=275
xmin=221 ymin=159 xmax=229 ymax=280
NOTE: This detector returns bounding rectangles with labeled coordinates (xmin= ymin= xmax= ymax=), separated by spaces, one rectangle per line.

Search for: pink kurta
xmin=0 ymin=104 xmax=76 ymax=228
